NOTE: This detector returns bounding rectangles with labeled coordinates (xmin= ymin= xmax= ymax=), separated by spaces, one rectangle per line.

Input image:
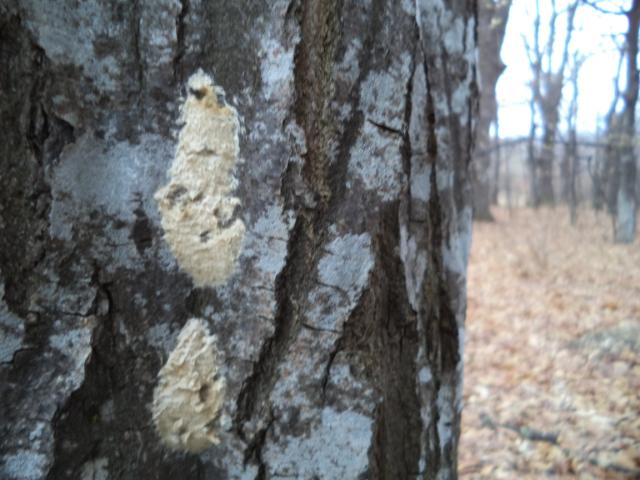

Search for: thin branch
xmin=581 ymin=0 xmax=628 ymax=15
xmin=546 ymin=0 xmax=559 ymax=71
xmin=601 ymin=39 xmax=627 ymax=131
xmin=522 ymin=34 xmax=537 ymax=66
xmin=558 ymin=1 xmax=579 ymax=77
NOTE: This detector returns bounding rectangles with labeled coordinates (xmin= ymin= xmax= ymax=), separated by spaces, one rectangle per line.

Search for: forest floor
xmin=459 ymin=206 xmax=640 ymax=479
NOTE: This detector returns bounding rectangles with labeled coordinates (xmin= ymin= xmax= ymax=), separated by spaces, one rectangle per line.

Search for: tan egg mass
xmin=155 ymin=69 xmax=245 ymax=286
xmin=152 ymin=318 xmax=226 ymax=453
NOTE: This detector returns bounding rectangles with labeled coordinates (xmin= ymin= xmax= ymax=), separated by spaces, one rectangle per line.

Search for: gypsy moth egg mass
xmin=155 ymin=69 xmax=245 ymax=287
xmin=152 ymin=318 xmax=226 ymax=453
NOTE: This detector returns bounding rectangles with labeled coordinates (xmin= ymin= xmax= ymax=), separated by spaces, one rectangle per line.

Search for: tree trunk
xmin=614 ymin=0 xmax=640 ymax=243
xmin=527 ymin=96 xmax=541 ymax=206
xmin=605 ymin=115 xmax=623 ymax=218
xmin=565 ymin=55 xmax=582 ymax=225
xmin=590 ymin=44 xmax=625 ymax=213
xmin=491 ymin=112 xmax=502 ymax=205
xmin=471 ymin=0 xmax=511 ymax=221
xmin=567 ymin=131 xmax=579 ymax=225
xmin=0 ymin=1 xmax=476 ymax=479
xmin=526 ymin=0 xmax=577 ymax=207
xmin=538 ymin=117 xmax=558 ymax=205
xmin=590 ymin=129 xmax=604 ymax=211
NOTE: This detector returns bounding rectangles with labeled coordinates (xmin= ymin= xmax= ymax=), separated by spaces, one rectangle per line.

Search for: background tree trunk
xmin=491 ymin=112 xmax=502 ymax=205
xmin=527 ymin=94 xmax=541 ymax=206
xmin=563 ymin=54 xmax=583 ymax=225
xmin=606 ymin=114 xmax=624 ymax=218
xmin=614 ymin=0 xmax=640 ymax=243
xmin=525 ymin=0 xmax=577 ymax=207
xmin=472 ymin=0 xmax=511 ymax=221
xmin=590 ymin=43 xmax=624 ymax=213
xmin=538 ymin=100 xmax=561 ymax=204
xmin=0 ymin=1 xmax=476 ymax=478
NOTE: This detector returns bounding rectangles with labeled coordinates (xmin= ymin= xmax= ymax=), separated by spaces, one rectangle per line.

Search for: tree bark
xmin=0 ymin=1 xmax=476 ymax=478
xmin=471 ymin=0 xmax=511 ymax=221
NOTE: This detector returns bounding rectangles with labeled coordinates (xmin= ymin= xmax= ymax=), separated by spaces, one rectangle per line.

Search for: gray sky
xmin=497 ymin=0 xmax=631 ymax=138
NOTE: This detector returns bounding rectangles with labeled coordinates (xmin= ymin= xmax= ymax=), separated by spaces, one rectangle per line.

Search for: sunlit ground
xmin=460 ymin=206 xmax=640 ymax=479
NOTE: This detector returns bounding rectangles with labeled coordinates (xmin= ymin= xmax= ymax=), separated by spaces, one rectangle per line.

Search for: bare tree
xmin=0 ymin=1 xmax=476 ymax=478
xmin=563 ymin=54 xmax=585 ymax=224
xmin=584 ymin=0 xmax=640 ymax=242
xmin=472 ymin=0 xmax=512 ymax=220
xmin=605 ymin=105 xmax=625 ymax=220
xmin=525 ymin=0 xmax=578 ymax=206
xmin=527 ymin=77 xmax=541 ymax=205
xmin=591 ymin=40 xmax=626 ymax=212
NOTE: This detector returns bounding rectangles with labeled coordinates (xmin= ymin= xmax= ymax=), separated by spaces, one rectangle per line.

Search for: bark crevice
xmin=367 ymin=204 xmax=422 ymax=479
xmin=233 ymin=0 xmax=344 ymax=454
xmin=173 ymin=0 xmax=189 ymax=84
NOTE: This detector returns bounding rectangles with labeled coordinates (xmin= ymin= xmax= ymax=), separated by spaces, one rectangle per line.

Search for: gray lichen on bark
xmin=0 ymin=0 xmax=476 ymax=478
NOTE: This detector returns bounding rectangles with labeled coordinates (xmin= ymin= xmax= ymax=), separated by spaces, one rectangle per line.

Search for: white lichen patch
xmin=80 ymin=457 xmax=109 ymax=480
xmin=415 ymin=0 xmax=475 ymax=117
xmin=418 ymin=366 xmax=432 ymax=384
xmin=264 ymin=407 xmax=373 ymax=479
xmin=335 ymin=39 xmax=362 ymax=87
xmin=410 ymin=164 xmax=430 ymax=203
xmin=399 ymin=223 xmax=427 ymax=311
xmin=152 ymin=318 xmax=225 ymax=453
xmin=260 ymin=37 xmax=295 ymax=103
xmin=1 ymin=450 xmax=49 ymax=480
xmin=443 ymin=206 xmax=472 ymax=277
xmin=317 ymin=233 xmax=374 ymax=302
xmin=242 ymin=203 xmax=292 ymax=281
xmin=359 ymin=52 xmax=412 ymax=131
xmin=0 ymin=282 xmax=25 ymax=363
xmin=50 ymin=133 xmax=173 ymax=249
xmin=348 ymin=121 xmax=403 ymax=201
xmin=305 ymin=232 xmax=374 ymax=331
xmin=155 ymin=70 xmax=245 ymax=287
xmin=436 ymin=384 xmax=455 ymax=453
xmin=49 ymin=323 xmax=95 ymax=391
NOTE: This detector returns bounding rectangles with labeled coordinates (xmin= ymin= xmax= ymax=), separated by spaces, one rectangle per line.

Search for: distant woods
xmin=472 ymin=0 xmax=640 ymax=244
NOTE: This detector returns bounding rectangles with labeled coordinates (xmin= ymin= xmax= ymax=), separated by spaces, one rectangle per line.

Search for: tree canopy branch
xmin=581 ymin=0 xmax=628 ymax=15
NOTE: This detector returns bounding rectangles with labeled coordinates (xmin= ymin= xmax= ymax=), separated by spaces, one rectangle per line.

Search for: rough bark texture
xmin=0 ymin=1 xmax=476 ymax=479
xmin=471 ymin=0 xmax=510 ymax=221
